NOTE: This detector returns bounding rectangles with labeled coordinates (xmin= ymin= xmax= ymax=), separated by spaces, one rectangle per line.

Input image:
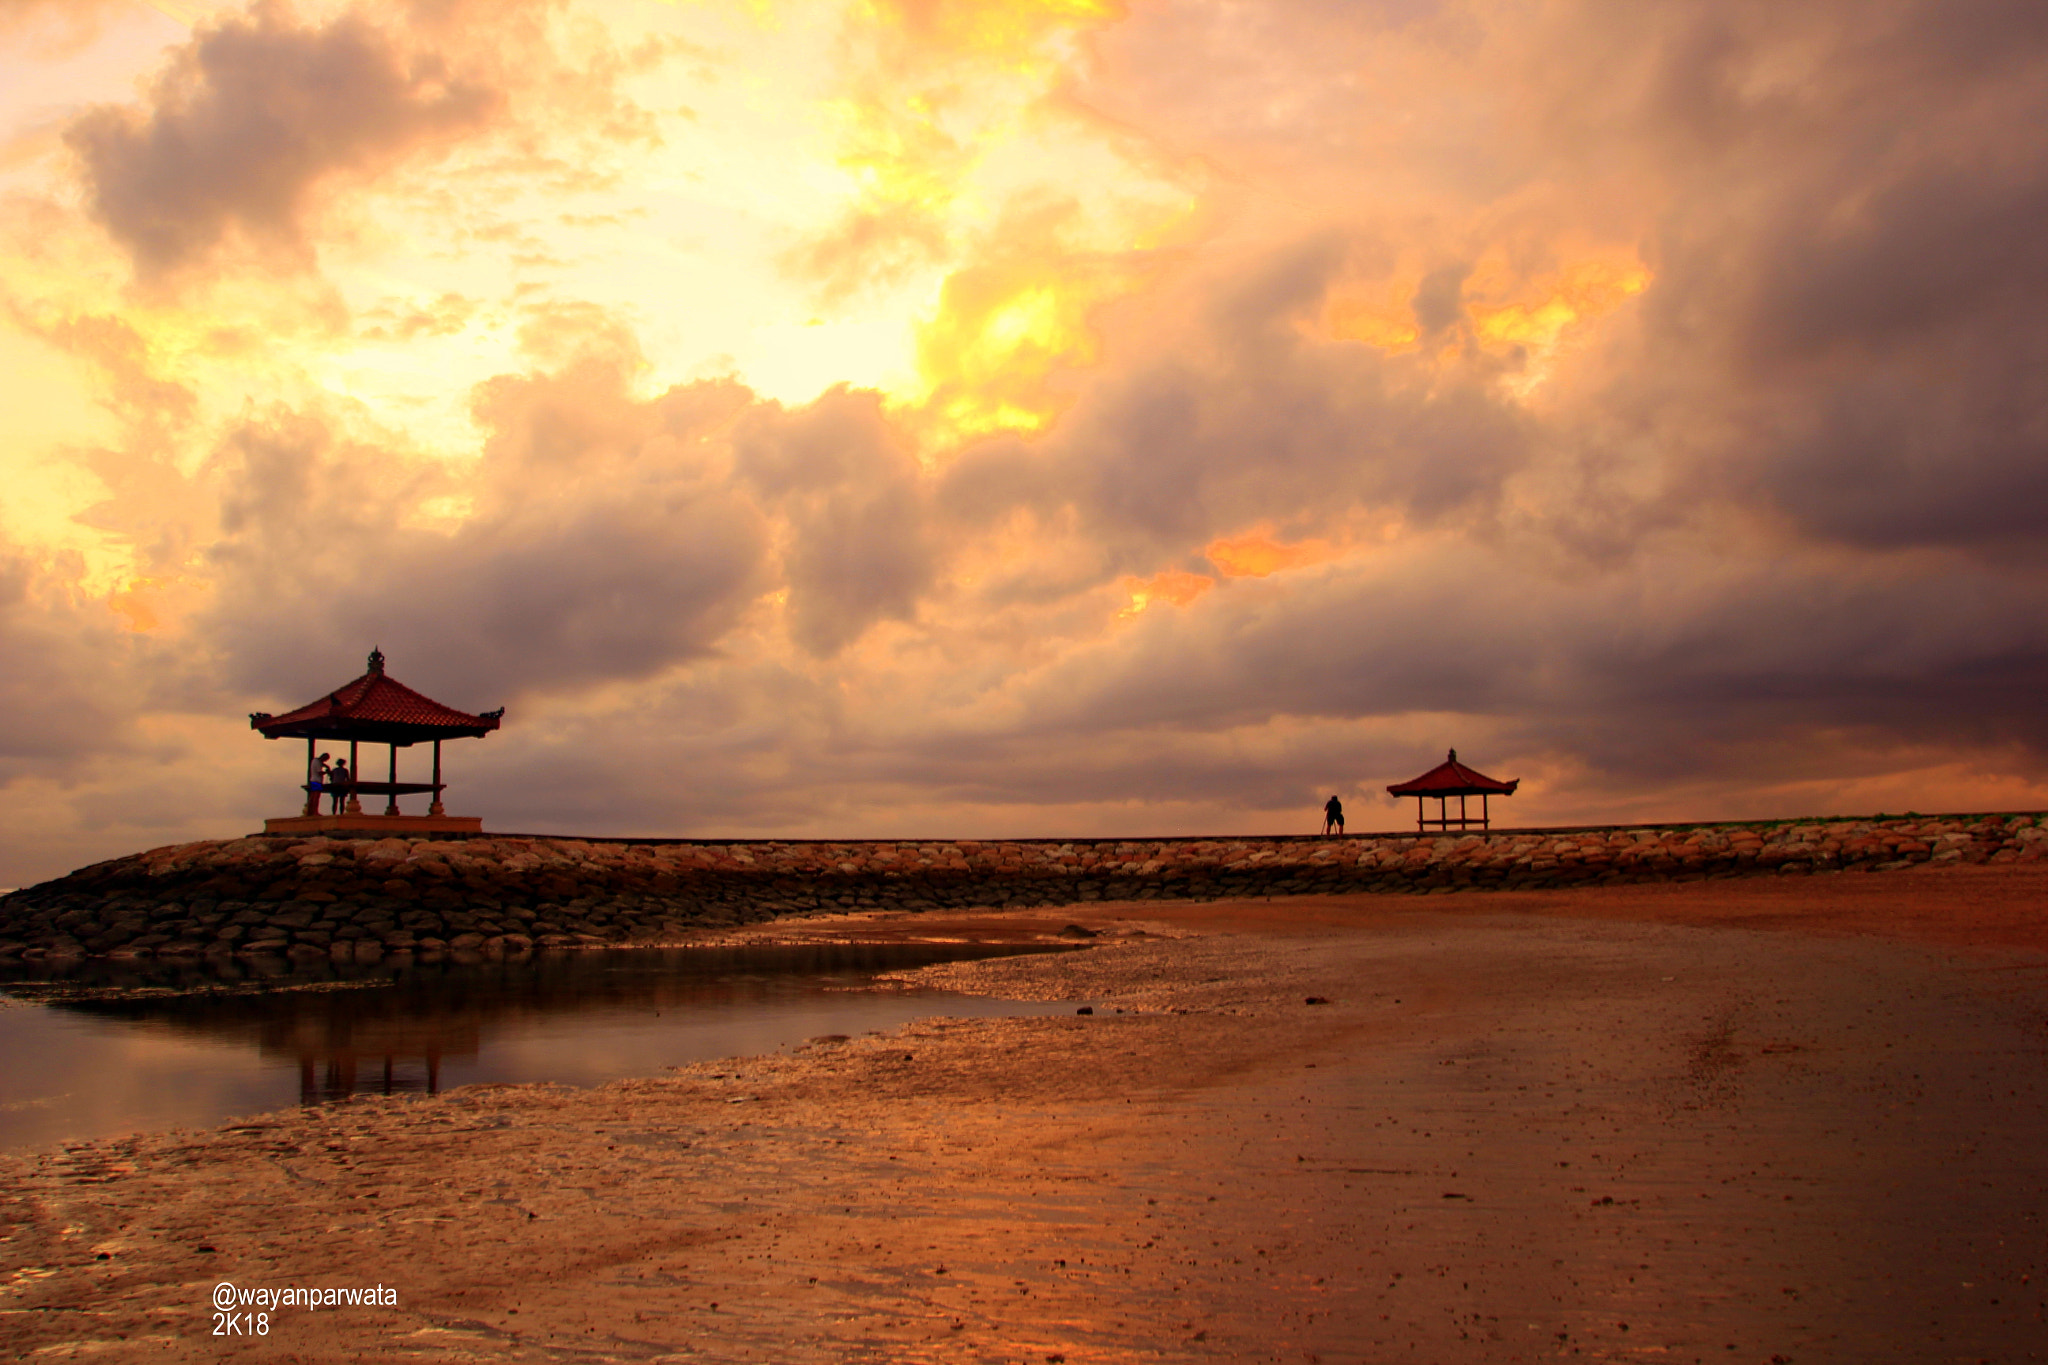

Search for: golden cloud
xmin=1206 ymin=530 xmax=1339 ymax=579
xmin=1466 ymin=252 xmax=1651 ymax=356
xmin=1324 ymin=245 xmax=1652 ymax=397
xmin=902 ymin=255 xmax=1117 ymax=441
xmin=1116 ymin=568 xmax=1212 ymax=618
xmin=859 ymin=0 xmax=1124 ymax=64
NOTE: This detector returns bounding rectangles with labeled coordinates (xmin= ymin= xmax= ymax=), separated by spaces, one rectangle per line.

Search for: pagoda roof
xmin=250 ymin=649 xmax=502 ymax=746
xmin=1386 ymin=749 xmax=1519 ymax=798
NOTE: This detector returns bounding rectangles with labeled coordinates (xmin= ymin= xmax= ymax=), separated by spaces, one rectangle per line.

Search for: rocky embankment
xmin=0 ymin=814 xmax=2041 ymax=962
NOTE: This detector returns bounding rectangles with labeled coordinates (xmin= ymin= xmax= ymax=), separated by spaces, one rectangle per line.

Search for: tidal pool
xmin=0 ymin=943 xmax=1071 ymax=1152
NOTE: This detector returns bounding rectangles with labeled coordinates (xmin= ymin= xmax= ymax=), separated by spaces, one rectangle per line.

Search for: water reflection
xmin=0 ymin=944 xmax=1067 ymax=1148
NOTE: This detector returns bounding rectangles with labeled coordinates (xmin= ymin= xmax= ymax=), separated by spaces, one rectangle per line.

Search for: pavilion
xmin=249 ymin=648 xmax=503 ymax=835
xmin=1386 ymin=749 xmax=1519 ymax=832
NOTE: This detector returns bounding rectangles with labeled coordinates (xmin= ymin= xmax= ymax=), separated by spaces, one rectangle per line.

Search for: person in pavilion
xmin=250 ymin=648 xmax=504 ymax=831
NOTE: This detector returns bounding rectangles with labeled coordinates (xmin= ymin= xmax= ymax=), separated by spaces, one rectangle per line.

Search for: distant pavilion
xmin=1386 ymin=749 xmax=1519 ymax=832
xmin=250 ymin=648 xmax=502 ymax=835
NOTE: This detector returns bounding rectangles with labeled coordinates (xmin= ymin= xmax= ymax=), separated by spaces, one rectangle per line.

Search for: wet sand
xmin=3 ymin=866 xmax=2046 ymax=1362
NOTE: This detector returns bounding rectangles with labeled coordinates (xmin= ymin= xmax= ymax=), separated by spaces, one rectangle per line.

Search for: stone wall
xmin=1 ymin=813 xmax=2041 ymax=963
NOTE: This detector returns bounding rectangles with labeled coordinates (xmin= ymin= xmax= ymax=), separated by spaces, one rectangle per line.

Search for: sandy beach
xmin=3 ymin=865 xmax=2046 ymax=1362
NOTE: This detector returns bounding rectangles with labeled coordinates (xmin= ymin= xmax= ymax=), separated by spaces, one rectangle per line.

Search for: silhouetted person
xmin=304 ymin=751 xmax=332 ymax=816
xmin=328 ymin=760 xmax=351 ymax=814
xmin=1323 ymin=794 xmax=1344 ymax=836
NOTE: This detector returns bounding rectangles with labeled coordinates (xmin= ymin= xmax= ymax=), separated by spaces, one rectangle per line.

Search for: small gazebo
xmin=249 ymin=648 xmax=503 ymax=835
xmin=1387 ymin=749 xmax=1519 ymax=832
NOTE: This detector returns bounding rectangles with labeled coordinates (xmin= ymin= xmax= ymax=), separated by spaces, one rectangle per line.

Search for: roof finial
xmin=368 ymin=646 xmax=385 ymax=674
xmin=1448 ymin=748 xmax=1457 ymax=762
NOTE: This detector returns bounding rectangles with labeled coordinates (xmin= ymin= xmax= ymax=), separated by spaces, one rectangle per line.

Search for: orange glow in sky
xmin=1118 ymin=569 xmax=1214 ymax=618
xmin=1206 ymin=532 xmax=1339 ymax=579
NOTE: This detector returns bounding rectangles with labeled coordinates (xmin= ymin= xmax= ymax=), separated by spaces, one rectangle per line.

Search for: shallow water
xmin=0 ymin=943 xmax=1070 ymax=1152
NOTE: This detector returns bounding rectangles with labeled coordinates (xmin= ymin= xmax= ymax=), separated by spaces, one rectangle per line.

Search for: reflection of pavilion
xmin=40 ymin=942 xmax=1033 ymax=1109
xmin=260 ymin=1014 xmax=483 ymax=1104
xmin=249 ymin=648 xmax=502 ymax=835
xmin=299 ymin=1055 xmax=439 ymax=1104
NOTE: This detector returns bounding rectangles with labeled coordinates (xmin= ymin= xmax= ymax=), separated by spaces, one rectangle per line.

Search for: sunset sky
xmin=2 ymin=0 xmax=2045 ymax=885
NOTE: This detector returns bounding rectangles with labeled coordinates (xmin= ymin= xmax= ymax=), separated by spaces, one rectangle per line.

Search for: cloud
xmin=0 ymin=540 xmax=140 ymax=780
xmin=64 ymin=1 xmax=502 ymax=278
xmin=202 ymin=350 xmax=772 ymax=708
xmin=355 ymin=290 xmax=479 ymax=342
xmin=57 ymin=0 xmax=671 ymax=287
xmin=0 ymin=0 xmax=128 ymax=53
xmin=939 ymin=233 xmax=1530 ymax=575
xmin=781 ymin=201 xmax=953 ymax=309
xmin=734 ymin=388 xmax=936 ymax=657
xmin=1536 ymin=0 xmax=2048 ymax=554
xmin=860 ymin=536 xmax=2048 ymax=821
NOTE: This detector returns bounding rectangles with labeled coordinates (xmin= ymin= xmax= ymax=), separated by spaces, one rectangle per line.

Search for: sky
xmin=1 ymin=0 xmax=2045 ymax=885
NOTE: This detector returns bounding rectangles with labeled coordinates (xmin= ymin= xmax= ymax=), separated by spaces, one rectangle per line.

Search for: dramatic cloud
xmin=203 ymin=361 xmax=771 ymax=706
xmin=941 ymin=235 xmax=1531 ymax=576
xmin=65 ymin=2 xmax=501 ymax=276
xmin=2 ymin=0 xmax=2046 ymax=883
xmin=735 ymin=388 xmax=936 ymax=657
xmin=1536 ymin=0 xmax=2048 ymax=554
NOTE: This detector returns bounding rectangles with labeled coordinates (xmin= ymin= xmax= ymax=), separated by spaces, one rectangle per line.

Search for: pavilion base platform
xmin=262 ymin=813 xmax=483 ymax=836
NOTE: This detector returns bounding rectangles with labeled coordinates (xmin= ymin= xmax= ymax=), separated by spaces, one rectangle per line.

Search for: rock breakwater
xmin=1 ymin=814 xmax=2040 ymax=962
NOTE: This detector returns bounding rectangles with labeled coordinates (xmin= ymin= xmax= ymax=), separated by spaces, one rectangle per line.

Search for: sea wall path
xmin=1 ymin=812 xmax=2041 ymax=962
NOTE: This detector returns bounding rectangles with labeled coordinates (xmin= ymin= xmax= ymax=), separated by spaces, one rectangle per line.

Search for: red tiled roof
xmin=1386 ymin=750 xmax=1519 ymax=797
xmin=250 ymin=650 xmax=502 ymax=743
